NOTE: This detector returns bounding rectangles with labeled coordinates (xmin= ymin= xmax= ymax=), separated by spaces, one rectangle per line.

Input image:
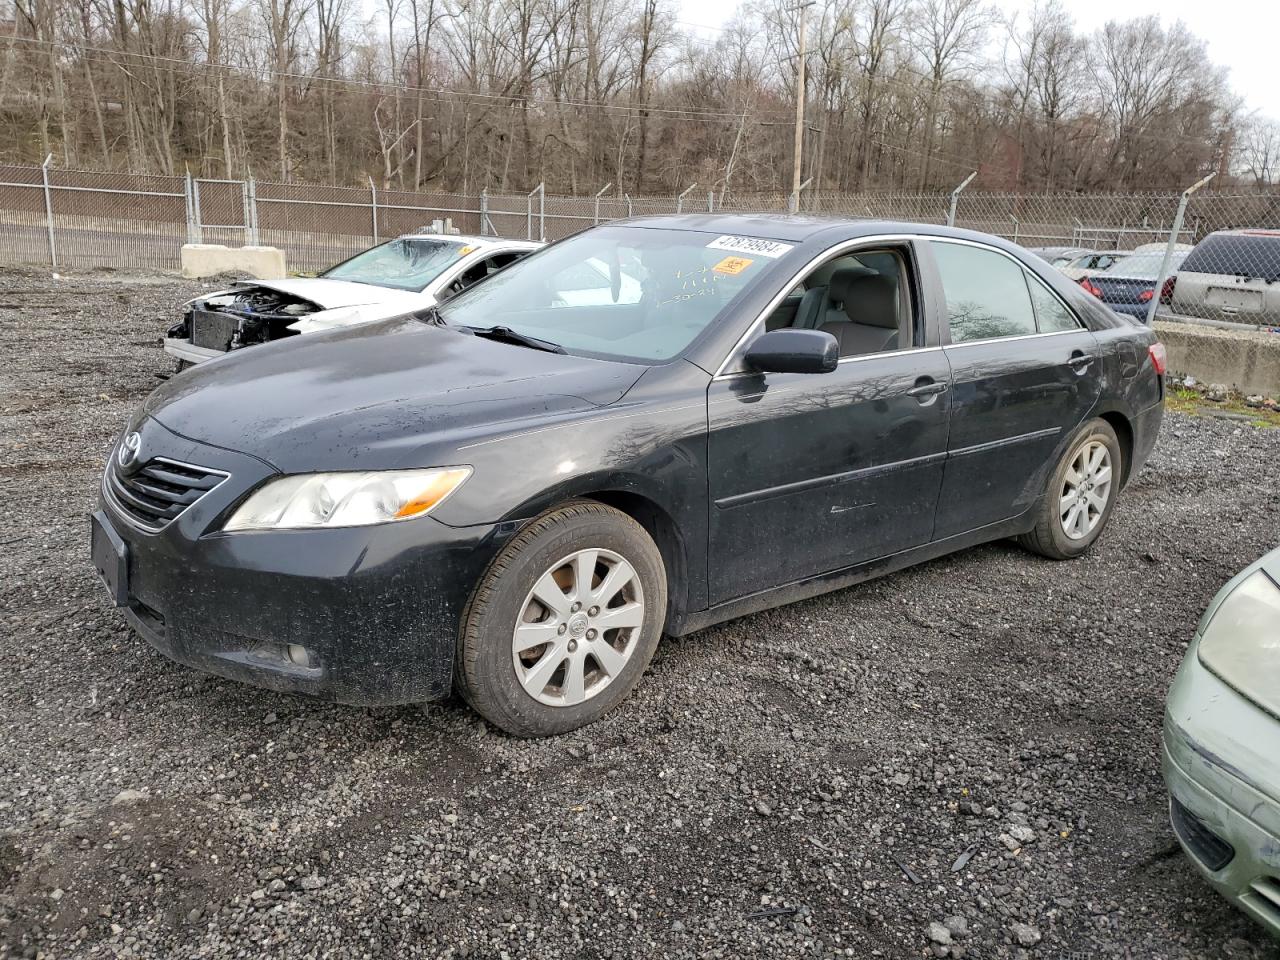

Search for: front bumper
xmin=93 ymin=418 xmax=511 ymax=705
xmin=1162 ymin=643 xmax=1280 ymax=937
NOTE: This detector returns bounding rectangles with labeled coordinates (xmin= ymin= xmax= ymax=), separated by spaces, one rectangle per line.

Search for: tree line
xmin=2 ymin=0 xmax=1278 ymax=195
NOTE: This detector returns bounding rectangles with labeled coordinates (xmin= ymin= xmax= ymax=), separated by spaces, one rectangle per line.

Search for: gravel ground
xmin=2 ymin=270 xmax=1279 ymax=960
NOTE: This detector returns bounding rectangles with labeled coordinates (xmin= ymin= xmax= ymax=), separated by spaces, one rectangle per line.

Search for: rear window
xmin=1181 ymin=233 xmax=1280 ymax=281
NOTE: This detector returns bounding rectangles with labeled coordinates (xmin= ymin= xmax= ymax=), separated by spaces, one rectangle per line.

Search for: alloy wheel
xmin=1059 ymin=439 xmax=1113 ymax=540
xmin=512 ymin=548 xmax=645 ymax=707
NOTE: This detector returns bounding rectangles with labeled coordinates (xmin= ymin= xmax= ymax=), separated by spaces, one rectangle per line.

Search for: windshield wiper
xmin=466 ymin=325 xmax=566 ymax=354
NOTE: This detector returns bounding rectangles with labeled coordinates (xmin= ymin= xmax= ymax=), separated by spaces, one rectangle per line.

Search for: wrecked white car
xmin=165 ymin=234 xmax=541 ymax=366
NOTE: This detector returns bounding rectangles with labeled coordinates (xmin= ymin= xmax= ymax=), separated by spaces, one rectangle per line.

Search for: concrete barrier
xmin=1154 ymin=320 xmax=1280 ymax=398
xmin=180 ymin=243 xmax=286 ymax=280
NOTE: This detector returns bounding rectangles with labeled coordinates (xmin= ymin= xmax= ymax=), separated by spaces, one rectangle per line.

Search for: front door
xmin=705 ymin=241 xmax=951 ymax=605
xmin=925 ymin=239 xmax=1103 ymax=539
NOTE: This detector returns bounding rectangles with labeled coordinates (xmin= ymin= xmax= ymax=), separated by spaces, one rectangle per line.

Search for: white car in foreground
xmin=165 ymin=234 xmax=542 ymax=366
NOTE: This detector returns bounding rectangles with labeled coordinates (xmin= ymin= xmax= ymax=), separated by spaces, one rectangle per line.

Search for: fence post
xmin=625 ymin=194 xmax=632 ymax=218
xmin=368 ymin=176 xmax=378 ymax=244
xmin=675 ymin=182 xmax=697 ymax=214
xmin=707 ymin=190 xmax=714 ymax=213
xmin=593 ymin=182 xmax=612 ymax=225
xmin=192 ymin=178 xmax=204 ymax=242
xmin=1146 ymin=172 xmax=1215 ymax=326
xmin=479 ymin=190 xmax=489 ymax=236
xmin=184 ymin=171 xmax=195 ymax=245
xmin=946 ymin=171 xmax=977 ymax=227
xmin=527 ymin=183 xmax=544 ymax=240
xmin=247 ymin=177 xmax=259 ymax=246
xmin=39 ymin=153 xmax=57 ymax=269
xmin=241 ymin=179 xmax=252 ymax=246
xmin=1011 ymin=216 xmax=1019 ymax=244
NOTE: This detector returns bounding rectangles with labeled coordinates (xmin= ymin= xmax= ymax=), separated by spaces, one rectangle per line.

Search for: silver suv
xmin=1170 ymin=229 xmax=1280 ymax=325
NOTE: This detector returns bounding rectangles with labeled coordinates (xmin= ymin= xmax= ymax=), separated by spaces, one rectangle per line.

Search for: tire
xmin=456 ymin=499 xmax=667 ymax=737
xmin=1018 ymin=418 xmax=1123 ymax=560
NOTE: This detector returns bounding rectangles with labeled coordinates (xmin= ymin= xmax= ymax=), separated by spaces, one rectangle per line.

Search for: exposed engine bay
xmin=168 ymin=286 xmax=321 ymax=353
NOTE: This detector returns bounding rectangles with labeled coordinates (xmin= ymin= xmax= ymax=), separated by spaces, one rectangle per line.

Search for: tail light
xmin=1149 ymin=342 xmax=1167 ymax=375
xmin=1139 ymin=289 xmax=1154 ymax=303
xmin=1159 ymin=275 xmax=1176 ymax=304
xmin=1080 ymin=278 xmax=1103 ymax=298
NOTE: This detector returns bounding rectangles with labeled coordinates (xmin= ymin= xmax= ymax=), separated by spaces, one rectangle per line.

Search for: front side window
xmin=933 ymin=242 xmax=1037 ymax=343
xmin=323 ymin=238 xmax=469 ymax=292
xmin=438 ymin=226 xmax=781 ymax=362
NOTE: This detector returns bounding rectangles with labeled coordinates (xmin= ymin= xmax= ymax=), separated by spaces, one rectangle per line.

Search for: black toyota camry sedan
xmin=91 ymin=216 xmax=1165 ymax=736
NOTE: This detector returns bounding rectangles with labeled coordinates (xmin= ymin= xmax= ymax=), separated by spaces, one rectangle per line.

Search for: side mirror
xmin=744 ymin=328 xmax=839 ymax=375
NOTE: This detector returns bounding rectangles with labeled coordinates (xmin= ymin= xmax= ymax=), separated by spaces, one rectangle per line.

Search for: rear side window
xmin=1182 ymin=234 xmax=1280 ymax=281
xmin=933 ymin=242 xmax=1037 ymax=343
xmin=1025 ymin=272 xmax=1082 ymax=332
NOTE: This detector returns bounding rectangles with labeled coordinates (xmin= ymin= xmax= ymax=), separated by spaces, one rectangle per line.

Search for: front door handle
xmin=906 ymin=380 xmax=949 ymax=400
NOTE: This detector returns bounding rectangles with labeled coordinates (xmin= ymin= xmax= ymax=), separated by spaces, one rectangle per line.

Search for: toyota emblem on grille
xmin=117 ymin=432 xmax=142 ymax=469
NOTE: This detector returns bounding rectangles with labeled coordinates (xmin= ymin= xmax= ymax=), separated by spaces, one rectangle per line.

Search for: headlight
xmin=1197 ymin=569 xmax=1280 ymax=718
xmin=223 ymin=467 xmax=471 ymax=531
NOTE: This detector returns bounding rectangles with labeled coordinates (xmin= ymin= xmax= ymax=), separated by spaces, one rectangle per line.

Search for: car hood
xmin=230 ymin=277 xmax=428 ymax=310
xmin=143 ymin=317 xmax=647 ymax=473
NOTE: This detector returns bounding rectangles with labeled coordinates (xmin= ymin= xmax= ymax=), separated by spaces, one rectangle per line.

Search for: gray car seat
xmin=794 ymin=266 xmax=876 ymax=330
xmin=815 ymin=269 xmax=901 ymax=356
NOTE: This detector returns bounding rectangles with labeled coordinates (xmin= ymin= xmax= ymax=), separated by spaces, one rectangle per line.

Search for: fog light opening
xmin=287 ymin=644 xmax=313 ymax=669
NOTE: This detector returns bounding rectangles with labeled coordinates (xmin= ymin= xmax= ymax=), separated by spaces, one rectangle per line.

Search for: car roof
xmin=605 ymin=213 xmax=1032 ymax=247
xmin=1202 ymin=228 xmax=1280 ymax=239
xmin=393 ymin=233 xmax=542 ymax=248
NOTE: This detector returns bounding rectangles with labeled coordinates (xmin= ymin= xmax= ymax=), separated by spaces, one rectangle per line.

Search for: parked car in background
xmin=1027 ymin=246 xmax=1092 ymax=268
xmin=1162 ymin=545 xmax=1280 ymax=938
xmin=1169 ymin=229 xmax=1280 ymax=324
xmin=1059 ymin=250 xmax=1129 ymax=281
xmin=164 ymin=234 xmax=542 ymax=366
xmin=1079 ymin=250 xmax=1188 ymax=320
xmin=1134 ymin=242 xmax=1193 ymax=254
xmin=92 ymin=216 xmax=1165 ymax=737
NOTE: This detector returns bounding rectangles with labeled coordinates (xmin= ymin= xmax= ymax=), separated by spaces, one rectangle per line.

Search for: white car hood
xmin=233 ymin=277 xmax=429 ymax=310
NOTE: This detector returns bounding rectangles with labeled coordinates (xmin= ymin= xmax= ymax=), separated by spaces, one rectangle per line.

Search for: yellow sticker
xmin=458 ymin=245 xmax=477 ymax=256
xmin=713 ymin=255 xmax=753 ymax=275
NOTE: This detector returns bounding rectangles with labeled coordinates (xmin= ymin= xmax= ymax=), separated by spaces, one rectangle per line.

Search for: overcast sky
xmin=677 ymin=0 xmax=1280 ymax=120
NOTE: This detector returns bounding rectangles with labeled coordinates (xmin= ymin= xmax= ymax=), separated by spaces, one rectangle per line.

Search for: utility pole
xmin=790 ymin=1 xmax=815 ymax=213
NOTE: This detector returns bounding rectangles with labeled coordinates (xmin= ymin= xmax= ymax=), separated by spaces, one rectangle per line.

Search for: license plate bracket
xmin=90 ymin=510 xmax=129 ymax=608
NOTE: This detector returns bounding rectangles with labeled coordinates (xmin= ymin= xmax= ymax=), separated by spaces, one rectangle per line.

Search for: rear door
xmin=925 ymin=239 xmax=1102 ymax=540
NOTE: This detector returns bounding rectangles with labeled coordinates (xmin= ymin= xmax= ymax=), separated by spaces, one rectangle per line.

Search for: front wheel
xmin=1018 ymin=418 xmax=1122 ymax=560
xmin=456 ymin=500 xmax=667 ymax=737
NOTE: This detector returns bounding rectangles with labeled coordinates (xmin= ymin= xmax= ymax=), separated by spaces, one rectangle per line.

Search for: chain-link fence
xmin=2 ymin=162 xmax=1278 ymax=339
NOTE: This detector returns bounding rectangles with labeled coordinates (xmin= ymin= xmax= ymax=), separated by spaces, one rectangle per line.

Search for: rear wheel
xmin=456 ymin=500 xmax=667 ymax=737
xmin=1019 ymin=418 xmax=1122 ymax=560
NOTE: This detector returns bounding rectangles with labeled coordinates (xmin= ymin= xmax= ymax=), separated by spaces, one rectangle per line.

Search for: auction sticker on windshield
xmin=706 ymin=236 xmax=794 ymax=258
xmin=713 ymin=256 xmax=754 ymax=275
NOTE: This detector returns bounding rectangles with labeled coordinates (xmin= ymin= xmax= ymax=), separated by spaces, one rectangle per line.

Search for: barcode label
xmin=705 ymin=235 xmax=794 ymax=259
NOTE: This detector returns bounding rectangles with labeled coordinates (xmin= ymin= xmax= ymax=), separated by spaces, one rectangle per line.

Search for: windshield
xmin=1108 ymin=252 xmax=1186 ymax=280
xmin=322 ymin=237 xmax=469 ymax=292
xmin=437 ymin=225 xmax=784 ymax=362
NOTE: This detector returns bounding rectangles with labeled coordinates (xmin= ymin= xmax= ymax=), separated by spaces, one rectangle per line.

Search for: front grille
xmin=105 ymin=457 xmax=227 ymax=532
xmin=190 ymin=309 xmax=238 ymax=351
xmin=1170 ymin=796 xmax=1235 ymax=871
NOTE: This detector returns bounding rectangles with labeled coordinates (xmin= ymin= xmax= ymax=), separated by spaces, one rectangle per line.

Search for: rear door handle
xmin=1068 ymin=352 xmax=1095 ymax=369
xmin=906 ymin=380 xmax=948 ymax=399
